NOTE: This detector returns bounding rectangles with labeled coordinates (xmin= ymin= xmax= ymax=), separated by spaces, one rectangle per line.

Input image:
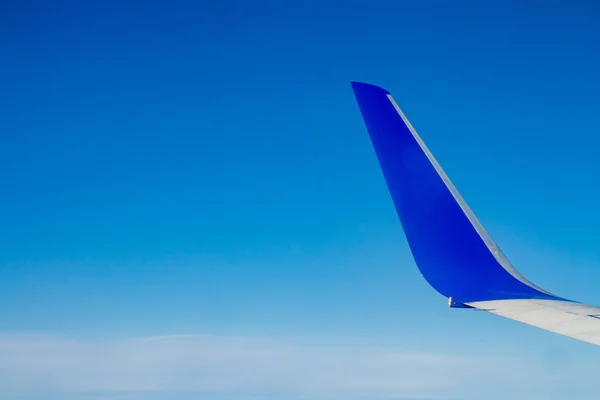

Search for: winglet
xmin=351 ymin=81 xmax=562 ymax=303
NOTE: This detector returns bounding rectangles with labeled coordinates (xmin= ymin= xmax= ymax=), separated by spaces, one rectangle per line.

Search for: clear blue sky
xmin=2 ymin=1 xmax=600 ymax=399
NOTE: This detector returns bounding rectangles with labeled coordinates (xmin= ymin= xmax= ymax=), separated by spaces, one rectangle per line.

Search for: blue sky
xmin=1 ymin=1 xmax=600 ymax=399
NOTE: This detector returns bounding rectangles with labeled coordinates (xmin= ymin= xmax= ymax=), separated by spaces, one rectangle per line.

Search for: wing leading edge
xmin=351 ymin=81 xmax=600 ymax=346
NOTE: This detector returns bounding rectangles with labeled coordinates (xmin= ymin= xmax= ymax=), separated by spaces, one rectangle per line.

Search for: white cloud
xmin=0 ymin=333 xmax=596 ymax=400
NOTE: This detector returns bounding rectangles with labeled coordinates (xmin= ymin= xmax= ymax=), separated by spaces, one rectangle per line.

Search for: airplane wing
xmin=351 ymin=81 xmax=600 ymax=347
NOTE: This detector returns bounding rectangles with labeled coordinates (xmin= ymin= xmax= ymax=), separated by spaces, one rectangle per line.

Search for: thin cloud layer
xmin=0 ymin=334 xmax=595 ymax=400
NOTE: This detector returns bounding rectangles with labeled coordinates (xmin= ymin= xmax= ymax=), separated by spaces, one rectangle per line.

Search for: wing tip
xmin=350 ymin=81 xmax=391 ymax=96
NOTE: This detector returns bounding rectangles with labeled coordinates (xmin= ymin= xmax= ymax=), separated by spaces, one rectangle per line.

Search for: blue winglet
xmin=351 ymin=81 xmax=563 ymax=304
